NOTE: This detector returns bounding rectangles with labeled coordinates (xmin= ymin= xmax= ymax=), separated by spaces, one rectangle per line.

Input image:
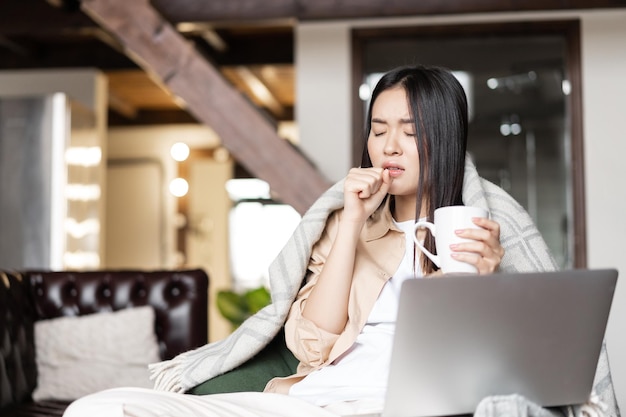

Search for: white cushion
xmin=33 ymin=306 xmax=161 ymax=401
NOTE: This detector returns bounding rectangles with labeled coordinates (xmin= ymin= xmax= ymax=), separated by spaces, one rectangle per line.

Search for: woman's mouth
xmin=384 ymin=166 xmax=404 ymax=177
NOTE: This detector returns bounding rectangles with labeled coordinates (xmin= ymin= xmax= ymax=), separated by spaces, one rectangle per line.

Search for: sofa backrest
xmin=24 ymin=269 xmax=209 ymax=360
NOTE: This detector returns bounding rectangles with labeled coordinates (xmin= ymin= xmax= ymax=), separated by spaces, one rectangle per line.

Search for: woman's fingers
xmin=451 ymin=217 xmax=505 ymax=274
xmin=345 ymin=168 xmax=393 ymax=202
xmin=345 ymin=168 xmax=386 ymax=197
xmin=343 ymin=168 xmax=392 ymax=222
xmin=451 ymin=247 xmax=501 ymax=274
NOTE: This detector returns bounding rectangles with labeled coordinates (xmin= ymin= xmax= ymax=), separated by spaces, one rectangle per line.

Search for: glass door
xmin=353 ymin=21 xmax=583 ymax=269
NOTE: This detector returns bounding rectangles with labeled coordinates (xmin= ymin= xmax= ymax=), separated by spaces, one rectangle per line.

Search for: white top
xmin=289 ymin=219 xmax=423 ymax=408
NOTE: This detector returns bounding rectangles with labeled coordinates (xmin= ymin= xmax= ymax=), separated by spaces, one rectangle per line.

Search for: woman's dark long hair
xmin=361 ymin=65 xmax=468 ymax=274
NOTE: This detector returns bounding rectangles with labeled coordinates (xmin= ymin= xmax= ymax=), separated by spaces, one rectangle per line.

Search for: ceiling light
xmin=360 ymin=73 xmax=384 ymax=102
xmin=170 ymin=178 xmax=189 ymax=197
xmin=500 ymin=114 xmax=522 ymax=137
xmin=170 ymin=142 xmax=190 ymax=162
xmin=487 ymin=78 xmax=499 ymax=90
xmin=359 ymin=83 xmax=371 ymax=101
xmin=510 ymin=123 xmax=522 ymax=135
xmin=65 ymin=146 xmax=102 ymax=166
xmin=562 ymin=79 xmax=572 ymax=96
xmin=486 ymin=71 xmax=537 ymax=92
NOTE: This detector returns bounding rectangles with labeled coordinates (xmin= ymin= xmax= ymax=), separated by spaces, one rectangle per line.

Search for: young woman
xmin=64 ymin=66 xmax=615 ymax=417
xmin=264 ymin=65 xmax=505 ymax=412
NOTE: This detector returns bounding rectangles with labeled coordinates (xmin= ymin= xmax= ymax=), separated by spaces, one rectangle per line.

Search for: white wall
xmin=296 ymin=9 xmax=626 ymax=411
xmin=581 ymin=11 xmax=626 ymax=412
xmin=296 ymin=24 xmax=352 ymax=182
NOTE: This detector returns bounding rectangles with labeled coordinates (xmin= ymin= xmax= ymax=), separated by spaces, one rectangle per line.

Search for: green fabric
xmin=188 ymin=331 xmax=298 ymax=395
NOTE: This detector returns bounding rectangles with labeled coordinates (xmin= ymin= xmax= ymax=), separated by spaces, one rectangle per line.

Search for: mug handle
xmin=413 ymin=221 xmax=441 ymax=268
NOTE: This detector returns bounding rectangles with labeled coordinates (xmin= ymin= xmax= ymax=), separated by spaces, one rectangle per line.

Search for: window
xmin=226 ymin=178 xmax=301 ymax=290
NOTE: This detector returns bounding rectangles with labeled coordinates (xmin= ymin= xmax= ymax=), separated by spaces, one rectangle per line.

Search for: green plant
xmin=216 ymin=286 xmax=271 ymax=329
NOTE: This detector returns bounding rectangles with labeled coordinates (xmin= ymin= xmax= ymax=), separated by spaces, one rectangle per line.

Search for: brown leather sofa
xmin=0 ymin=268 xmax=209 ymax=417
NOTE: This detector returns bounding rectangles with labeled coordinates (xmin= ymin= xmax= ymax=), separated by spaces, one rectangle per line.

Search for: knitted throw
xmin=149 ymin=157 xmax=619 ymax=417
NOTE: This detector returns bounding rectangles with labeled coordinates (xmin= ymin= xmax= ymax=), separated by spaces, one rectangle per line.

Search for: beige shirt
xmin=264 ymin=200 xmax=406 ymax=394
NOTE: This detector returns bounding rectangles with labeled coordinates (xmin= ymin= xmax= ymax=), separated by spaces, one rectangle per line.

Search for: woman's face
xmin=367 ymin=86 xmax=421 ymax=198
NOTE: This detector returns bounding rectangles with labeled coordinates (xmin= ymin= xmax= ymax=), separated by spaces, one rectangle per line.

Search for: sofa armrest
xmin=24 ymin=269 xmax=209 ymax=360
xmin=0 ymin=271 xmax=37 ymax=409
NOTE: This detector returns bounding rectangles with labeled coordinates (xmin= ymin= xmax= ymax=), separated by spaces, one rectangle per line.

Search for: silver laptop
xmin=382 ymin=268 xmax=618 ymax=417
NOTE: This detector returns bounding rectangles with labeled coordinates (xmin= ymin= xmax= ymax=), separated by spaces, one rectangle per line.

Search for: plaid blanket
xmin=150 ymin=157 xmax=618 ymax=417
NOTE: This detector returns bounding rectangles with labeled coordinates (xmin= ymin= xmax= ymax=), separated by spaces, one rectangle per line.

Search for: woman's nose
xmin=384 ymin=131 xmax=401 ymax=155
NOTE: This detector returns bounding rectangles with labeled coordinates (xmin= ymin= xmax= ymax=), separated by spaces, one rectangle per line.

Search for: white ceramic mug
xmin=413 ymin=205 xmax=489 ymax=274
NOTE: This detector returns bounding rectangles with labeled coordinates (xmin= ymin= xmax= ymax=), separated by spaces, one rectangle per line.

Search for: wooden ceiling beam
xmin=152 ymin=0 xmax=626 ymax=23
xmin=152 ymin=0 xmax=295 ymax=24
xmin=81 ymin=0 xmax=331 ymax=214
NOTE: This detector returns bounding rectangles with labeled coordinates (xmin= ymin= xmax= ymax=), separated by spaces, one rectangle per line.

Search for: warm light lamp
xmin=170 ymin=142 xmax=190 ymax=162
xmin=170 ymin=178 xmax=189 ymax=197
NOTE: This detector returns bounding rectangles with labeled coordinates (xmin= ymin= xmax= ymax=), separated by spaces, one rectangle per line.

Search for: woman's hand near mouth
xmin=343 ymin=167 xmax=393 ymax=224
